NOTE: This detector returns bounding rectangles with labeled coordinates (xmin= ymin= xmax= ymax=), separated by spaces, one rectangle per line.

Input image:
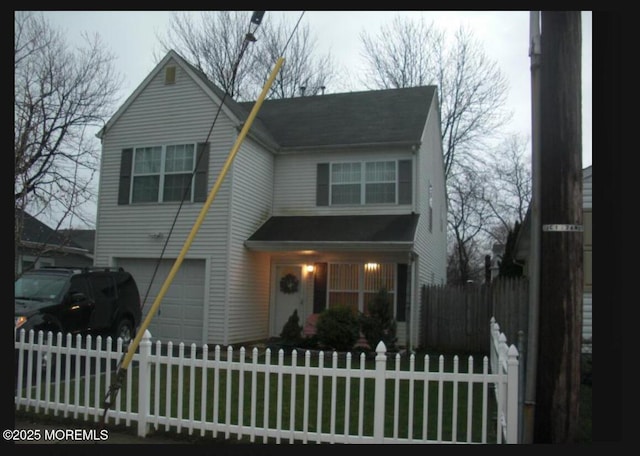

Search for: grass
xmin=15 ymin=347 xmax=592 ymax=443
xmin=16 ymin=347 xmax=499 ymax=443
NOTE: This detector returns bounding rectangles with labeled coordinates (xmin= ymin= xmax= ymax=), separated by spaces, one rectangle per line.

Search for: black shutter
xmin=398 ymin=159 xmax=412 ymax=205
xmin=316 ymin=163 xmax=329 ymax=206
xmin=313 ymin=262 xmax=327 ymax=313
xmin=194 ymin=142 xmax=209 ymax=202
xmin=396 ymin=263 xmax=408 ymax=322
xmin=118 ymin=148 xmax=133 ymax=205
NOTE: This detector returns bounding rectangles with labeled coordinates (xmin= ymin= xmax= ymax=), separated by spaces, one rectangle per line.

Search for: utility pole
xmin=523 ymin=11 xmax=542 ymax=444
xmin=535 ymin=11 xmax=583 ymax=443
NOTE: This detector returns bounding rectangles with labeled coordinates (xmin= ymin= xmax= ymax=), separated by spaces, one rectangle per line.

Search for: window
xmin=365 ymin=161 xmax=396 ymax=204
xmin=131 ymin=144 xmax=196 ymax=203
xmin=428 ymin=183 xmax=433 ymax=232
xmin=330 ymin=160 xmax=396 ymax=205
xmin=327 ymin=263 xmax=396 ymax=314
xmin=317 ymin=160 xmax=412 ymax=206
xmin=363 ymin=263 xmax=395 ymax=314
xmin=331 ymin=163 xmax=361 ymax=205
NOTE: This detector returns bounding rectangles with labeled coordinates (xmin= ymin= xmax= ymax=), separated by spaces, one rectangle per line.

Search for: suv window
xmin=90 ymin=275 xmax=117 ymax=300
xmin=88 ymin=274 xmax=118 ymax=330
xmin=14 ymin=273 xmax=68 ymax=304
xmin=69 ymin=275 xmax=91 ymax=298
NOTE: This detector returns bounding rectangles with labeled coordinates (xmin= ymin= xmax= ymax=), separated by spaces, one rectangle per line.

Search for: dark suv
xmin=14 ymin=267 xmax=142 ymax=345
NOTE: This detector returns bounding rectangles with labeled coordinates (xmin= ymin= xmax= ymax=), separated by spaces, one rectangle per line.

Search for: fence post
xmin=373 ymin=341 xmax=387 ymax=443
xmin=506 ymin=345 xmax=520 ymax=443
xmin=137 ymin=330 xmax=152 ymax=437
xmin=489 ymin=318 xmax=496 ymax=372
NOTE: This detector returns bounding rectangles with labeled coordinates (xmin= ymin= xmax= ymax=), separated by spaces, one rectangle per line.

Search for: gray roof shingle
xmin=247 ymin=214 xmax=419 ymax=243
xmin=240 ymin=86 xmax=436 ymax=149
xmin=168 ymin=51 xmax=437 ymax=151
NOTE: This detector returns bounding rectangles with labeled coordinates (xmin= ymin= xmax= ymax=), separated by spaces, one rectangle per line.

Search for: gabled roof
xmin=16 ymin=210 xmax=88 ymax=254
xmin=99 ymin=50 xmax=437 ymax=151
xmin=59 ymin=229 xmax=96 ymax=254
xmin=240 ymin=86 xmax=436 ymax=150
xmin=97 ymin=50 xmax=253 ymax=140
xmin=245 ymin=214 xmax=419 ymax=252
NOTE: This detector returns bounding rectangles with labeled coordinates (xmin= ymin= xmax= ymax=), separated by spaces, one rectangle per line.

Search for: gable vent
xmin=165 ymin=66 xmax=176 ymax=85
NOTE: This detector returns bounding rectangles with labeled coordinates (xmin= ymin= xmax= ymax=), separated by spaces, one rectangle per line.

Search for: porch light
xmin=306 ymin=264 xmax=315 ymax=273
xmin=365 ymin=262 xmax=379 ymax=271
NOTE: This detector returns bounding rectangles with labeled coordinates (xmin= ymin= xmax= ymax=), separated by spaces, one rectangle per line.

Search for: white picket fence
xmin=15 ymin=320 xmax=519 ymax=444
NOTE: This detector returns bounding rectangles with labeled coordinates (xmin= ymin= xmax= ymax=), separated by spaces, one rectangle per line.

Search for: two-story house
xmin=94 ymin=50 xmax=447 ymax=348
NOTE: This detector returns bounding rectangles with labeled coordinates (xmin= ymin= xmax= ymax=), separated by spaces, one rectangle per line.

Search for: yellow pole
xmin=119 ymin=57 xmax=284 ymax=371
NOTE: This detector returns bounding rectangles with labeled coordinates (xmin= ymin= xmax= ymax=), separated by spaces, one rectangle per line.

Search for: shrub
xmin=359 ymin=288 xmax=397 ymax=351
xmin=315 ymin=306 xmax=360 ymax=352
xmin=279 ymin=309 xmax=303 ymax=344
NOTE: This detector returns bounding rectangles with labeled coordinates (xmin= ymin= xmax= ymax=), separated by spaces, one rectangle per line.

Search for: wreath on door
xmin=280 ymin=273 xmax=299 ymax=294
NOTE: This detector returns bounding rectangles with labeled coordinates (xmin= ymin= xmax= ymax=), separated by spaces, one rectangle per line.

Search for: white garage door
xmin=116 ymin=258 xmax=206 ymax=346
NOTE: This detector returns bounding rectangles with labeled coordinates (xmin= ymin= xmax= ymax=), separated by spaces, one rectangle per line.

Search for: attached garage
xmin=115 ymin=258 xmax=206 ymax=346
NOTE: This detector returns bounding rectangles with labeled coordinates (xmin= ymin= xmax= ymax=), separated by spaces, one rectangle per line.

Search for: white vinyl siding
xmin=412 ymin=97 xmax=448 ymax=347
xmin=95 ymin=58 xmax=237 ymax=345
xmin=273 ymin=149 xmax=412 ymax=216
xmin=582 ymin=166 xmax=592 ymax=351
xmin=224 ymin=137 xmax=274 ymax=345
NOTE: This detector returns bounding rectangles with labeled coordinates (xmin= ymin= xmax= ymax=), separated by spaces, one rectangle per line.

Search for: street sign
xmin=542 ymin=224 xmax=583 ymax=232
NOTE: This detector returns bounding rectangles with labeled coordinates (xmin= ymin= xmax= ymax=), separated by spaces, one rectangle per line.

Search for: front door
xmin=274 ymin=265 xmax=303 ymax=337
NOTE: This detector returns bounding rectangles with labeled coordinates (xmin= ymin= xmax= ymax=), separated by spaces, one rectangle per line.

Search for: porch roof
xmin=244 ymin=214 xmax=419 ymax=252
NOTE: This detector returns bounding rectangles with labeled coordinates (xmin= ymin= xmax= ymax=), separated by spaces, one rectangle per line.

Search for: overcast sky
xmin=36 ymin=10 xmax=592 ymax=227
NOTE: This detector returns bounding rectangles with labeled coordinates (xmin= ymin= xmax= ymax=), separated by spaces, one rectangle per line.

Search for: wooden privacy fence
xmin=420 ymin=278 xmax=529 ymax=352
xmin=15 ymin=327 xmax=520 ymax=444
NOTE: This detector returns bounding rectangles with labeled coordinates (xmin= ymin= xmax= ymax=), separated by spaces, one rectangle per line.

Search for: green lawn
xmin=17 ymin=348 xmax=501 ymax=443
xmin=16 ymin=348 xmax=592 ymax=443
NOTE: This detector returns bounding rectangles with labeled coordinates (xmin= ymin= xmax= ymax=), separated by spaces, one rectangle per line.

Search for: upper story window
xmin=118 ymin=142 xmax=210 ymax=206
xmin=132 ymin=144 xmax=195 ymax=203
xmin=316 ymin=159 xmax=412 ymax=206
xmin=331 ymin=160 xmax=396 ymax=205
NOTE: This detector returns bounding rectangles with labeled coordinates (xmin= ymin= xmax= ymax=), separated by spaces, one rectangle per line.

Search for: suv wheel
xmin=114 ymin=318 xmax=134 ymax=345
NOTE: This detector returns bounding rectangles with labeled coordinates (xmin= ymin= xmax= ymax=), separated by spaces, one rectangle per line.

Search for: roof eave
xmin=244 ymin=240 xmax=414 ymax=252
xmin=276 ymin=140 xmax=421 ymax=153
xmin=98 ymin=50 xmax=242 ymax=140
xmin=20 ymin=240 xmax=91 ymax=256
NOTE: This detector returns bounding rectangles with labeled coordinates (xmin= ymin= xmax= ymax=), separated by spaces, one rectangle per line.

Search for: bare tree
xmin=157 ymin=11 xmax=335 ymax=101
xmin=14 ymin=12 xmax=122 ymax=267
xmin=360 ymin=15 xmax=510 ymax=181
xmin=157 ymin=11 xmax=257 ymax=100
xmin=482 ymin=133 xmax=532 ymax=243
xmin=446 ymin=167 xmax=492 ymax=285
xmin=249 ymin=15 xmax=334 ymax=100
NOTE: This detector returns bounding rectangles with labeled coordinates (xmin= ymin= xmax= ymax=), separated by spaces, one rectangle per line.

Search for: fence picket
xmin=15 ymin=323 xmax=519 ymax=444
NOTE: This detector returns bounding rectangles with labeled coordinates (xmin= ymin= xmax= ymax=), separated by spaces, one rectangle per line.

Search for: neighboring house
xmin=514 ymin=165 xmax=592 ymax=350
xmin=15 ymin=210 xmax=94 ymax=275
xmin=94 ymin=50 xmax=448 ymax=348
xmin=59 ymin=228 xmax=96 ymax=256
xmin=582 ymin=165 xmax=592 ymax=349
